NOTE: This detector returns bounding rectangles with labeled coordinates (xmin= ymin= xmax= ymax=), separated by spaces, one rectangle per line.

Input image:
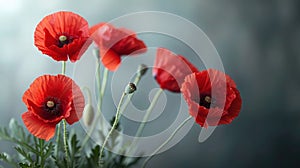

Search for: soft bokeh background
xmin=1 ymin=0 xmax=299 ymax=167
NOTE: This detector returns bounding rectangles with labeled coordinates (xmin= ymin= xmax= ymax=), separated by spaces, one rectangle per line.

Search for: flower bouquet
xmin=0 ymin=11 xmax=242 ymax=168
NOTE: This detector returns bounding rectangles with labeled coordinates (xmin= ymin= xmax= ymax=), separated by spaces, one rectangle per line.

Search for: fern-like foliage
xmin=0 ymin=119 xmax=142 ymax=168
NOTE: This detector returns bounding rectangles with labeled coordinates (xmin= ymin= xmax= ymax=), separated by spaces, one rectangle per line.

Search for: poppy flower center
xmin=58 ymin=35 xmax=72 ymax=48
xmin=200 ymin=95 xmax=213 ymax=109
xmin=44 ymin=98 xmax=61 ymax=116
xmin=46 ymin=101 xmax=55 ymax=108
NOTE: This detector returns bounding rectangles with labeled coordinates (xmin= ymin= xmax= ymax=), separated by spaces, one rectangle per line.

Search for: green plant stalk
xmin=119 ymin=72 xmax=142 ymax=115
xmin=82 ymin=87 xmax=92 ymax=104
xmin=79 ymin=87 xmax=93 ymax=150
xmin=117 ymin=72 xmax=150 ymax=155
xmin=100 ymin=68 xmax=109 ymax=98
xmin=99 ymin=92 xmax=127 ymax=166
xmin=126 ymin=88 xmax=163 ymax=155
xmin=142 ymin=116 xmax=193 ymax=168
xmin=33 ymin=137 xmax=39 ymax=164
xmin=135 ymin=88 xmax=163 ymax=138
xmin=55 ymin=61 xmax=67 ymax=162
xmin=55 ymin=123 xmax=61 ymax=158
xmin=63 ymin=119 xmax=69 ymax=167
xmin=39 ymin=139 xmax=45 ymax=167
xmin=61 ymin=61 xmax=66 ymax=75
xmin=81 ymin=63 xmax=108 ymax=150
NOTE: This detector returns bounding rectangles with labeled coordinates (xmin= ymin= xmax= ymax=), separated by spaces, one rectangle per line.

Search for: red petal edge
xmin=22 ymin=112 xmax=56 ymax=141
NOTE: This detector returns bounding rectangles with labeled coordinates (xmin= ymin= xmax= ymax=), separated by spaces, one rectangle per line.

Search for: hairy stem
xmin=63 ymin=119 xmax=69 ymax=167
xmin=142 ymin=116 xmax=192 ymax=168
xmin=126 ymin=89 xmax=163 ymax=155
xmin=99 ymin=92 xmax=127 ymax=166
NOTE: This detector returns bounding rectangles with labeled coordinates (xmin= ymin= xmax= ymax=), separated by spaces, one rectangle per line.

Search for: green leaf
xmin=126 ymin=157 xmax=142 ymax=167
xmin=68 ymin=133 xmax=81 ymax=167
xmin=0 ymin=119 xmax=37 ymax=154
xmin=1 ymin=119 xmax=142 ymax=168
xmin=14 ymin=146 xmax=33 ymax=163
xmin=18 ymin=162 xmax=32 ymax=168
xmin=0 ymin=153 xmax=7 ymax=160
xmin=86 ymin=145 xmax=100 ymax=167
xmin=44 ymin=142 xmax=54 ymax=159
xmin=0 ymin=152 xmax=18 ymax=167
xmin=9 ymin=119 xmax=27 ymax=142
xmin=0 ymin=127 xmax=10 ymax=140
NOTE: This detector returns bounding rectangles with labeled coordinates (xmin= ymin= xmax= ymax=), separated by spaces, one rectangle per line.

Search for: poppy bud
xmin=83 ymin=104 xmax=95 ymax=127
xmin=125 ymin=83 xmax=136 ymax=94
xmin=137 ymin=64 xmax=148 ymax=77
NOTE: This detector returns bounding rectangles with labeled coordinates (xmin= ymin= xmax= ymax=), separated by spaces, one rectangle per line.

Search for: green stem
xmin=55 ymin=123 xmax=61 ymax=158
xmin=125 ymin=89 xmax=163 ymax=155
xmin=61 ymin=61 xmax=66 ymax=75
xmin=119 ymin=72 xmax=142 ymax=114
xmin=55 ymin=61 xmax=66 ymax=160
xmin=96 ymin=62 xmax=101 ymax=99
xmin=99 ymin=92 xmax=127 ymax=166
xmin=81 ymin=64 xmax=109 ymax=150
xmin=63 ymin=119 xmax=69 ymax=167
xmin=35 ymin=139 xmax=39 ymax=163
xmin=82 ymin=87 xmax=92 ymax=104
xmin=135 ymin=88 xmax=163 ymax=137
xmin=61 ymin=62 xmax=69 ymax=165
xmin=142 ymin=116 xmax=193 ymax=168
xmin=133 ymin=75 xmax=142 ymax=86
xmin=100 ymin=68 xmax=109 ymax=98
xmin=39 ymin=139 xmax=45 ymax=167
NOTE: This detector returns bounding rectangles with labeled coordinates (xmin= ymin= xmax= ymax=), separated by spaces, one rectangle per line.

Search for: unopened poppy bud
xmin=125 ymin=83 xmax=136 ymax=94
xmin=83 ymin=104 xmax=95 ymax=127
xmin=137 ymin=64 xmax=148 ymax=77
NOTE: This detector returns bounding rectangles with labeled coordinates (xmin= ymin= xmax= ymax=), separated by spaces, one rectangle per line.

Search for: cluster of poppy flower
xmin=22 ymin=11 xmax=242 ymax=142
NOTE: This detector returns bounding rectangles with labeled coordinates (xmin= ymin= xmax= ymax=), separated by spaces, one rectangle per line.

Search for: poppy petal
xmin=22 ymin=75 xmax=85 ymax=140
xmin=112 ymin=36 xmax=147 ymax=55
xmin=90 ymin=23 xmax=146 ymax=71
xmin=153 ymin=48 xmax=199 ymax=92
xmin=22 ymin=112 xmax=56 ymax=141
xmin=181 ymin=69 xmax=242 ymax=127
xmin=34 ymin=11 xmax=90 ymax=62
xmin=100 ymin=48 xmax=121 ymax=71
xmin=65 ymin=82 xmax=85 ymax=124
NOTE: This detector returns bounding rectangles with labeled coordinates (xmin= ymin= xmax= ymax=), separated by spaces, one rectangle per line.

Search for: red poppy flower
xmin=181 ymin=69 xmax=242 ymax=127
xmin=22 ymin=75 xmax=85 ymax=141
xmin=34 ymin=11 xmax=91 ymax=62
xmin=153 ymin=48 xmax=199 ymax=92
xmin=90 ymin=23 xmax=147 ymax=71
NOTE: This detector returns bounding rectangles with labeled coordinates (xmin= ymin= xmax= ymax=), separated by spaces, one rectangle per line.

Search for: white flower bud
xmin=83 ymin=104 xmax=95 ymax=127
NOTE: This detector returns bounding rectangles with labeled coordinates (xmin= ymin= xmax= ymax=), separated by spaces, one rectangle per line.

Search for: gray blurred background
xmin=0 ymin=0 xmax=299 ymax=167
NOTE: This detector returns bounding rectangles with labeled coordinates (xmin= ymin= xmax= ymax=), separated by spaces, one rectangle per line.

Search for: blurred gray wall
xmin=0 ymin=0 xmax=299 ymax=167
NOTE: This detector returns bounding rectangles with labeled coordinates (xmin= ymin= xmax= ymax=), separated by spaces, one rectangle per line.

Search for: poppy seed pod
xmin=125 ymin=83 xmax=137 ymax=94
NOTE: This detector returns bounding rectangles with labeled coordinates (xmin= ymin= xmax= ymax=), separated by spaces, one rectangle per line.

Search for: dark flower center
xmin=58 ymin=35 xmax=73 ymax=48
xmin=199 ymin=95 xmax=214 ymax=109
xmin=43 ymin=98 xmax=61 ymax=116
